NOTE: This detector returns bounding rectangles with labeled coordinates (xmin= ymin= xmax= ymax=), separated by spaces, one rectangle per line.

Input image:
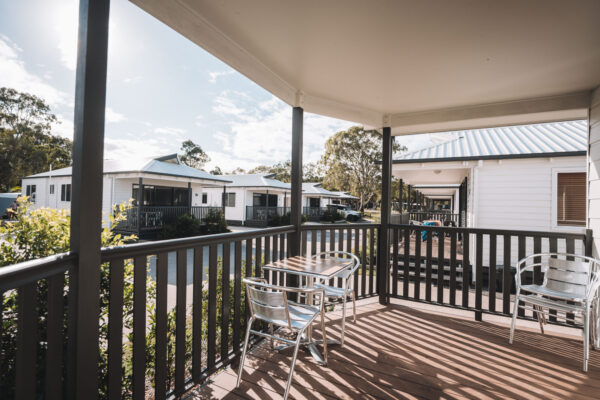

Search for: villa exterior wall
xmin=589 ymin=88 xmax=600 ymax=257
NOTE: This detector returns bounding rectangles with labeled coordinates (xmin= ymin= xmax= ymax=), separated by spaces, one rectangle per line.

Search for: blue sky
xmin=0 ymin=0 xmax=435 ymax=172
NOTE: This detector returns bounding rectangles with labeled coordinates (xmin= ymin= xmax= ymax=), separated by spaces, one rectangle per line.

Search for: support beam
xmin=290 ymin=107 xmax=303 ymax=256
xmin=378 ymin=128 xmax=392 ymax=305
xmin=137 ymin=178 xmax=143 ymax=238
xmin=68 ymin=1 xmax=111 ymax=398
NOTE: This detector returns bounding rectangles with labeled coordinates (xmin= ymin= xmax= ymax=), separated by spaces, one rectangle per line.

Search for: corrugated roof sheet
xmin=220 ymin=174 xmax=291 ymax=190
xmin=329 ymin=191 xmax=358 ymax=200
xmin=302 ymin=182 xmax=338 ymax=197
xmin=25 ymin=155 xmax=230 ymax=182
xmin=395 ymin=120 xmax=587 ymax=161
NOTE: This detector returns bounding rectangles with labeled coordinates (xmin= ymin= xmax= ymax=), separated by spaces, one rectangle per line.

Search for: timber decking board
xmin=186 ymin=299 xmax=600 ymax=399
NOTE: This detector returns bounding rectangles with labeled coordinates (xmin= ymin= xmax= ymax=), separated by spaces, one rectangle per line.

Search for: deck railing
xmin=0 ymin=222 xmax=593 ymax=398
xmin=387 ymin=224 xmax=592 ymax=323
xmin=118 ymin=206 xmax=224 ymax=232
xmin=245 ymin=206 xmax=291 ymax=222
xmin=408 ymin=211 xmax=460 ymax=225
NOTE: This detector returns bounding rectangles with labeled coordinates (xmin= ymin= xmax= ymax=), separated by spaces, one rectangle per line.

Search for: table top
xmin=262 ymin=255 xmax=353 ymax=279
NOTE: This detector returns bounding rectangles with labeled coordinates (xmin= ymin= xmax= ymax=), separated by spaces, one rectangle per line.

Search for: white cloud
xmin=52 ymin=114 xmax=75 ymax=139
xmin=207 ymin=91 xmax=353 ymax=170
xmin=0 ymin=35 xmax=69 ymax=106
xmin=123 ymin=75 xmax=143 ymax=84
xmin=208 ymin=69 xmax=235 ymax=84
xmin=105 ymin=107 xmax=126 ymax=123
xmin=53 ymin=1 xmax=78 ymax=71
xmin=154 ymin=127 xmax=186 ymax=136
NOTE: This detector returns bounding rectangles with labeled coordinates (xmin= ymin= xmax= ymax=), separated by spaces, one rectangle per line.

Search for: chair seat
xmin=521 ymin=284 xmax=586 ymax=302
xmin=313 ymin=282 xmax=351 ymax=298
xmin=286 ymin=304 xmax=320 ymax=330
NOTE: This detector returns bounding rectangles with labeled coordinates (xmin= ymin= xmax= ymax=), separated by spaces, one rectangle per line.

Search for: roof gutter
xmin=389 ymin=150 xmax=586 ymax=164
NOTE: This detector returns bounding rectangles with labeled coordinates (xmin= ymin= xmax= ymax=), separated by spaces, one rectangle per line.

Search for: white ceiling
xmin=132 ymin=0 xmax=600 ymax=133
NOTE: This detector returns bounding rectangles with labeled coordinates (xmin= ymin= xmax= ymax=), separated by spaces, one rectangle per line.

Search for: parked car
xmin=327 ymin=204 xmax=361 ymax=222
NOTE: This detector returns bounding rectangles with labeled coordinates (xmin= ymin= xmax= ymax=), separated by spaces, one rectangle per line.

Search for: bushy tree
xmin=180 ymin=140 xmax=210 ymax=170
xmin=321 ymin=126 xmax=405 ymax=210
xmin=0 ymin=87 xmax=72 ymax=192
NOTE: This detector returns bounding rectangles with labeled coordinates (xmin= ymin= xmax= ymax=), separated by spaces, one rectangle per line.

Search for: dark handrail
xmin=0 ymin=252 xmax=77 ymax=292
xmin=389 ymin=223 xmax=587 ymax=240
xmin=101 ymin=225 xmax=295 ymax=260
xmin=300 ymin=223 xmax=380 ymax=230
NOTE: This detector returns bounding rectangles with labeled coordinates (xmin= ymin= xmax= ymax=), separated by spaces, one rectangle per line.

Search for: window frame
xmin=61 ymin=184 xmax=72 ymax=202
xmin=202 ymin=193 xmax=208 ymax=204
xmin=223 ymin=192 xmax=236 ymax=207
xmin=49 ymin=184 xmax=55 ymax=195
xmin=551 ymin=167 xmax=586 ymax=231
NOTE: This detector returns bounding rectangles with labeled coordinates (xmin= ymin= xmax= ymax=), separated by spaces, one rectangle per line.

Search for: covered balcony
xmin=1 ymin=1 xmax=599 ymax=399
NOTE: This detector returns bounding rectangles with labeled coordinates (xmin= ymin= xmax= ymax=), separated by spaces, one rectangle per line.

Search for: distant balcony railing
xmin=118 ymin=206 xmax=224 ymax=232
xmin=245 ymin=206 xmax=291 ymax=222
xmin=408 ymin=211 xmax=460 ymax=225
xmin=303 ymin=206 xmax=326 ymax=221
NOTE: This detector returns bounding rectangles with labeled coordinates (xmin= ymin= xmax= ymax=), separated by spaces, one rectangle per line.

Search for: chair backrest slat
xmin=246 ymin=281 xmax=289 ymax=326
xmin=545 ymin=258 xmax=589 ymax=296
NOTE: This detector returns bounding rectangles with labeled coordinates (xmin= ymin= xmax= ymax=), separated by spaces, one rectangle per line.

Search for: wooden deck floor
xmin=187 ymin=299 xmax=600 ymax=399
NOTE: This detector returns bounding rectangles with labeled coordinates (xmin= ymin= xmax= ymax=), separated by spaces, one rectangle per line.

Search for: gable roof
xmin=24 ymin=155 xmax=231 ymax=183
xmin=302 ymin=182 xmax=338 ymax=197
xmin=220 ymin=174 xmax=291 ymax=190
xmin=329 ymin=191 xmax=359 ymax=200
xmin=394 ymin=120 xmax=587 ymax=163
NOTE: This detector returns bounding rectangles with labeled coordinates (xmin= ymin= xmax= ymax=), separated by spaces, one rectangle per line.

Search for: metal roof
xmin=394 ymin=120 xmax=587 ymax=162
xmin=24 ymin=155 xmax=231 ymax=183
xmin=220 ymin=174 xmax=291 ymax=190
xmin=302 ymin=183 xmax=338 ymax=197
xmin=329 ymin=191 xmax=359 ymax=200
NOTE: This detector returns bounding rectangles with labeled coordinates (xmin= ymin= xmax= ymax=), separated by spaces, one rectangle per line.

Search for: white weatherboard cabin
xmin=302 ymin=182 xmax=340 ymax=220
xmin=21 ymin=154 xmax=229 ymax=236
xmin=203 ymin=174 xmax=291 ymax=226
xmin=394 ymin=120 xmax=588 ymax=264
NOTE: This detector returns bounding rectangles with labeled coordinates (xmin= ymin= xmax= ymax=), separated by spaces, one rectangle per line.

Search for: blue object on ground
xmin=422 ymin=221 xmax=436 ymax=241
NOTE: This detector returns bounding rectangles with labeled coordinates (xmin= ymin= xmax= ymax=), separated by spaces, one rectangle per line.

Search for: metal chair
xmin=509 ymin=253 xmax=600 ymax=371
xmin=237 ymin=278 xmax=327 ymax=400
xmin=310 ymin=251 xmax=361 ymax=346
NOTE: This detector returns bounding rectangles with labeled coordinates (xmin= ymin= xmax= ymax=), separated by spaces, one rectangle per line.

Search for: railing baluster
xmin=533 ymin=237 xmax=542 ymax=285
xmin=46 ymin=273 xmax=65 ymax=400
xmin=346 ymin=227 xmax=352 ymax=259
xmin=279 ymin=233 xmax=286 ymax=260
xmin=475 ymin=234 xmax=483 ymax=321
xmin=108 ymin=260 xmax=124 ymax=400
xmin=517 ymin=236 xmax=526 ymax=318
xmin=488 ymin=234 xmax=497 ymax=313
xmin=233 ymin=241 xmax=242 ymax=353
xmin=338 ymin=228 xmax=344 ymax=287
xmin=354 ymin=228 xmax=360 ymax=298
xmin=16 ymin=282 xmax=37 ymax=400
xmin=361 ymin=229 xmax=367 ymax=297
xmin=155 ymin=253 xmax=168 ymax=398
xmin=272 ymin=234 xmax=279 ymax=263
xmin=502 ymin=235 xmax=511 ymax=314
xmin=301 ymin=230 xmax=308 ymax=257
xmin=221 ymin=242 xmax=231 ymax=361
xmin=462 ymin=232 xmax=470 ymax=308
xmin=414 ymin=228 xmax=421 ymax=300
xmin=548 ymin=238 xmax=558 ymax=322
xmin=566 ymin=238 xmax=575 ymax=324
xmin=426 ymin=230 xmax=433 ymax=302
xmin=254 ymin=237 xmax=262 ymax=277
xmin=244 ymin=239 xmax=252 ymax=330
xmin=403 ymin=228 xmax=410 ymax=299
xmin=450 ymin=230 xmax=457 ymax=306
xmin=392 ymin=229 xmax=399 ymax=297
xmin=192 ymin=246 xmax=203 ymax=383
xmin=370 ymin=228 xmax=376 ymax=294
xmin=132 ymin=255 xmax=146 ymax=400
xmin=310 ymin=228 xmax=317 ymax=256
xmin=437 ymin=230 xmax=444 ymax=304
xmin=207 ymin=244 xmax=218 ymax=370
xmin=175 ymin=249 xmax=187 ymax=395
xmin=264 ymin=235 xmax=271 ymax=282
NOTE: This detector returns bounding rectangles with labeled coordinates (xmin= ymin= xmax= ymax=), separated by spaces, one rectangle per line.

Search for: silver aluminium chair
xmin=509 ymin=253 xmax=600 ymax=371
xmin=237 ymin=278 xmax=327 ymax=400
xmin=311 ymin=251 xmax=361 ymax=346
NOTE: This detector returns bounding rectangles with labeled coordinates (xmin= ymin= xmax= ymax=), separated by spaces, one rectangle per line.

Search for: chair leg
xmin=269 ymin=323 xmax=275 ymax=349
xmin=509 ymin=292 xmax=520 ymax=344
xmin=351 ymin=290 xmax=356 ymax=323
xmin=284 ymin=332 xmax=303 ymax=400
xmin=535 ymin=306 xmax=545 ymax=335
xmin=320 ymin=312 xmax=328 ymax=365
xmin=584 ymin=307 xmax=590 ymax=372
xmin=236 ymin=318 xmax=254 ymax=388
xmin=340 ymin=295 xmax=347 ymax=347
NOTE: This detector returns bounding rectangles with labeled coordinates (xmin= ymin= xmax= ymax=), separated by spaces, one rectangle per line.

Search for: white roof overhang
xmin=132 ymin=0 xmax=600 ymax=133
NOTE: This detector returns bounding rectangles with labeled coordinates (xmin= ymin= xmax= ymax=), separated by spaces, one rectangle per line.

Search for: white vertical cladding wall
xmin=589 ymin=87 xmax=600 ymax=257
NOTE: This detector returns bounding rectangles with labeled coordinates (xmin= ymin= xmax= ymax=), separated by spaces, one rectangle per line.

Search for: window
xmin=202 ymin=193 xmax=208 ymax=204
xmin=223 ymin=192 xmax=236 ymax=207
xmin=132 ymin=184 xmax=190 ymax=207
xmin=61 ymin=184 xmax=71 ymax=202
xmin=26 ymin=185 xmax=37 ymax=202
xmin=557 ymin=172 xmax=585 ymax=226
xmin=49 ymin=184 xmax=55 ymax=194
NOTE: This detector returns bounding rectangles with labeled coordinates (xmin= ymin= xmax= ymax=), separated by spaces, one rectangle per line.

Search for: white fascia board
xmin=390 ymin=91 xmax=591 ymax=136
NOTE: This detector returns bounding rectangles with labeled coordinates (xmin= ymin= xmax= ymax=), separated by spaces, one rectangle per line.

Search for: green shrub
xmin=160 ymin=210 xmax=229 ymax=240
xmin=268 ymin=212 xmax=307 ymax=227
xmin=202 ymin=208 xmax=229 ymax=235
